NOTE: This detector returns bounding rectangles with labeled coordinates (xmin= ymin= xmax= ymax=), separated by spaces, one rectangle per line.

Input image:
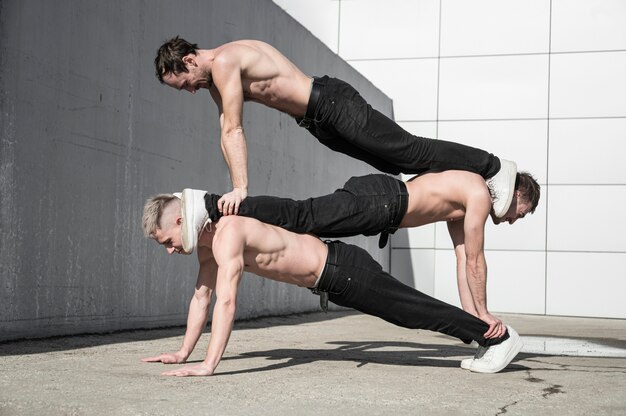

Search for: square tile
xmin=552 ymin=0 xmax=626 ymax=52
xmin=439 ymin=55 xmax=549 ymax=120
xmin=433 ymin=250 xmax=462 ymax=307
xmin=549 ymin=118 xmax=626 ymax=185
xmin=272 ymin=0 xmax=340 ymax=52
xmin=438 ymin=120 xmax=548 ymax=184
xmin=547 ymin=185 xmax=626 ymax=252
xmin=547 ymin=252 xmax=626 ymax=318
xmin=440 ymin=0 xmax=550 ymax=56
xmin=391 ymin=225 xmax=436 ymax=249
xmin=434 ymin=250 xmax=546 ymax=314
xmin=550 ymin=51 xmax=626 ymax=118
xmin=339 ymin=0 xmax=440 ymax=59
xmin=483 ymin=250 xmax=546 ymax=315
xmin=349 ymin=59 xmax=439 ymax=121
xmin=389 ymin=248 xmax=436 ymax=295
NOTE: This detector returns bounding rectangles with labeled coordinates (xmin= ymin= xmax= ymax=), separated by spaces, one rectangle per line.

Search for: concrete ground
xmin=1 ymin=312 xmax=625 ymax=416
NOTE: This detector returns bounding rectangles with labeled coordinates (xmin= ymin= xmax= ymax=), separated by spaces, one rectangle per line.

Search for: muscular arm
xmin=163 ymin=227 xmax=245 ymax=377
xmin=447 ymin=220 xmax=479 ymax=317
xmin=142 ymin=252 xmax=216 ymax=365
xmin=453 ymin=192 xmax=505 ymax=339
xmin=210 ymin=53 xmax=248 ymax=215
xmin=178 ymin=255 xmax=217 ymax=359
xmin=199 ymin=229 xmax=245 ymax=372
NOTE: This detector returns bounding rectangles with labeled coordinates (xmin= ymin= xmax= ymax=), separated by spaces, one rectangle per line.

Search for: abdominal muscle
xmin=243 ymin=233 xmax=328 ymax=288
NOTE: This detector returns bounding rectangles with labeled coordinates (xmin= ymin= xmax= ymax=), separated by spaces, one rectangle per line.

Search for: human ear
xmin=182 ymin=54 xmax=196 ymax=67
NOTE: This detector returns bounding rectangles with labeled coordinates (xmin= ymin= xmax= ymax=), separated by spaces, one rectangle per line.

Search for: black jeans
xmin=296 ymin=76 xmax=500 ymax=179
xmin=204 ymin=174 xmax=406 ymax=246
xmin=318 ymin=241 xmax=507 ymax=347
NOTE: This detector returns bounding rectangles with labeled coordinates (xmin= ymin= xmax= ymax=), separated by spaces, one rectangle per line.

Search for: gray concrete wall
xmin=0 ymin=0 xmax=394 ymax=341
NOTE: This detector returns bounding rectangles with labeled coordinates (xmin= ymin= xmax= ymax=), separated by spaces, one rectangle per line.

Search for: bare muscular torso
xmin=210 ymin=40 xmax=312 ymax=117
xmin=198 ymin=216 xmax=327 ymax=288
xmin=400 ymin=170 xmax=492 ymax=228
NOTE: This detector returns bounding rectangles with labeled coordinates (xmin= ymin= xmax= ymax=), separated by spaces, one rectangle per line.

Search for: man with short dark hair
xmin=154 ymin=37 xmax=517 ymax=217
xmin=180 ymin=169 xmax=540 ymax=345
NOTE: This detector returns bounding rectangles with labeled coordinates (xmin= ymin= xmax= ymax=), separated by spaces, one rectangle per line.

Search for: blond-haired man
xmin=140 ymin=193 xmax=523 ymax=377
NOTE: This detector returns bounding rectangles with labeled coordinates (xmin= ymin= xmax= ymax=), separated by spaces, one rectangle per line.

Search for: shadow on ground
xmin=0 ymin=310 xmax=356 ymax=356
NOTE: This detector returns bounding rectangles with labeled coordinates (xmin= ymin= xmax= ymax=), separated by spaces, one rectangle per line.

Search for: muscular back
xmin=212 ymin=40 xmax=311 ymax=116
xmin=400 ymin=170 xmax=492 ymax=228
xmin=200 ymin=216 xmax=327 ymax=287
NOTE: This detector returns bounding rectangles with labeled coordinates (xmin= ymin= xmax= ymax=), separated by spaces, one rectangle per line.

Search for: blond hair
xmin=142 ymin=194 xmax=179 ymax=238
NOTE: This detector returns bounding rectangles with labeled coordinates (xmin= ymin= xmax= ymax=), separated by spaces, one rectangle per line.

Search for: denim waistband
xmin=310 ymin=240 xmax=339 ymax=294
xmin=297 ymin=76 xmax=328 ymax=128
xmin=378 ymin=179 xmax=408 ymax=249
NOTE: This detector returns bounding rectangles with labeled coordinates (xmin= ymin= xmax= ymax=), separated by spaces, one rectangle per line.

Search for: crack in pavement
xmin=495 ymin=400 xmax=519 ymax=415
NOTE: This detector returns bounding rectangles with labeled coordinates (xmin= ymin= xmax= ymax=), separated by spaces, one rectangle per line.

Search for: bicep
xmin=462 ymin=204 xmax=489 ymax=261
xmin=195 ymin=253 xmax=218 ymax=300
xmin=212 ymin=230 xmax=246 ymax=299
xmin=212 ymin=60 xmax=244 ymax=132
xmin=209 ymin=87 xmax=224 ymax=119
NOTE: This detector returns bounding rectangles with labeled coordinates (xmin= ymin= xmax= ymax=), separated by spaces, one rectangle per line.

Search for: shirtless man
xmin=154 ymin=37 xmax=517 ymax=217
xmin=140 ymin=194 xmax=523 ymax=376
xmin=179 ymin=170 xmax=540 ymax=344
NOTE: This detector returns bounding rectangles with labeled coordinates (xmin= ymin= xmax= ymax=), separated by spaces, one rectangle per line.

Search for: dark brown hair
xmin=515 ymin=171 xmax=540 ymax=213
xmin=154 ymin=36 xmax=199 ymax=83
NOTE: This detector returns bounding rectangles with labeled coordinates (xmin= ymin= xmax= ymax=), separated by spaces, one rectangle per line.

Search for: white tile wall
xmin=440 ymin=0 xmax=550 ymax=56
xmin=391 ymin=225 xmax=436 ymax=249
xmin=349 ymin=59 xmax=439 ymax=121
xmin=547 ymin=252 xmax=626 ymax=318
xmin=272 ymin=0 xmax=340 ymax=52
xmin=438 ymin=55 xmax=549 ymax=120
xmin=433 ymin=199 xmax=547 ymax=251
xmin=433 ymin=250 xmax=461 ymax=307
xmin=549 ymin=118 xmax=626 ymax=185
xmin=483 ymin=251 xmax=547 ymax=315
xmin=438 ymin=120 xmax=548 ymax=184
xmin=434 ymin=250 xmax=546 ymax=315
xmin=550 ymin=51 xmax=626 ymax=119
xmin=398 ymin=121 xmax=438 ymax=139
xmin=389 ymin=248 xmax=436 ymax=295
xmin=551 ymin=0 xmax=626 ymax=52
xmin=547 ymin=185 xmax=626 ymax=252
xmin=274 ymin=0 xmax=626 ymax=319
xmin=339 ymin=0 xmax=440 ymax=59
xmin=483 ymin=200 xmax=547 ymax=252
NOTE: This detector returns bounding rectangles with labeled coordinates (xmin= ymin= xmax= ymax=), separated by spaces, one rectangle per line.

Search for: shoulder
xmin=213 ymin=216 xmax=263 ymax=242
xmin=214 ymin=41 xmax=262 ymax=64
xmin=454 ymin=172 xmax=491 ymax=216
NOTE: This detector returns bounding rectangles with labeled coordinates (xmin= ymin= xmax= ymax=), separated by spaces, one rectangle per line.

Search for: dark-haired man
xmin=179 ymin=169 xmax=540 ymax=348
xmin=154 ymin=37 xmax=517 ymax=217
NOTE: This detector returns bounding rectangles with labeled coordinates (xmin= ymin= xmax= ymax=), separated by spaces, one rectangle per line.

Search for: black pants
xmin=296 ymin=76 xmax=500 ymax=179
xmin=319 ymin=241 xmax=507 ymax=347
xmin=205 ymin=174 xmax=406 ymax=246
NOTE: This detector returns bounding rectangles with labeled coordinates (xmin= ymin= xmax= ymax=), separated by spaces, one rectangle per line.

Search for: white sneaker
xmin=181 ymin=188 xmax=210 ymax=254
xmin=487 ymin=159 xmax=517 ymax=218
xmin=468 ymin=325 xmax=523 ymax=374
xmin=460 ymin=345 xmax=486 ymax=370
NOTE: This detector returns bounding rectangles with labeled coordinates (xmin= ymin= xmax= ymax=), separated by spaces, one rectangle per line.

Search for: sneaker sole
xmin=470 ymin=335 xmax=523 ymax=374
xmin=494 ymin=160 xmax=517 ymax=218
xmin=181 ymin=189 xmax=197 ymax=253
